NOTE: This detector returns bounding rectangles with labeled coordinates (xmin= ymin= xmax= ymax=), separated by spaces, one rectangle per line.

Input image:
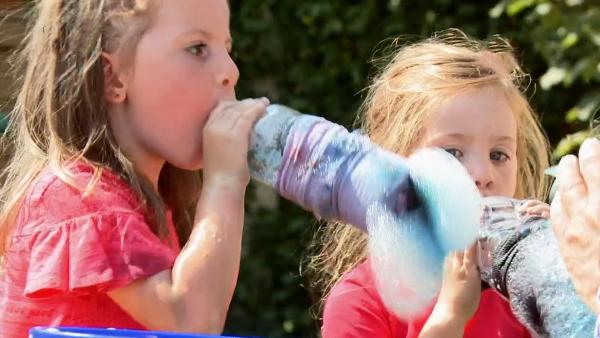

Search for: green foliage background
xmin=226 ymin=1 xmax=599 ymax=337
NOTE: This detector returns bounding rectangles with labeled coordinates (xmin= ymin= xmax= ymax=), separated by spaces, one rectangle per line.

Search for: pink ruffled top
xmin=0 ymin=163 xmax=181 ymax=338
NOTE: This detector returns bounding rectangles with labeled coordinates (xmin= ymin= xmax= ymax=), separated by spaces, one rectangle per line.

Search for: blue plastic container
xmin=29 ymin=327 xmax=250 ymax=338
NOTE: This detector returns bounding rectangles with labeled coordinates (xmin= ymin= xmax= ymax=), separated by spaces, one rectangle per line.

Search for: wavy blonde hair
xmin=306 ymin=29 xmax=550 ymax=317
xmin=0 ymin=0 xmax=200 ymax=255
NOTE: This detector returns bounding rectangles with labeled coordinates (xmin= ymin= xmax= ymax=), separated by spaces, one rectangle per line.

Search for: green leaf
xmin=540 ymin=66 xmax=567 ymax=90
xmin=535 ymin=2 xmax=552 ymax=16
xmin=282 ymin=320 xmax=295 ymax=333
xmin=388 ymin=0 xmax=401 ymax=10
xmin=552 ymin=130 xmax=594 ymax=159
xmin=565 ymin=94 xmax=600 ymax=122
xmin=572 ymin=57 xmax=594 ymax=81
xmin=489 ymin=0 xmax=507 ymax=18
xmin=561 ymin=32 xmax=579 ymax=49
xmin=507 ymin=0 xmax=536 ymax=16
xmin=590 ymin=32 xmax=600 ymax=47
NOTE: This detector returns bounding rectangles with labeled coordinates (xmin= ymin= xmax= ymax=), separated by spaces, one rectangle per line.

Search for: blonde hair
xmin=306 ymin=29 xmax=550 ymax=317
xmin=0 ymin=0 xmax=200 ymax=254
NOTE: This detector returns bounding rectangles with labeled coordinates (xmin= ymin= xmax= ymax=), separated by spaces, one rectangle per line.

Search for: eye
xmin=444 ymin=148 xmax=464 ymax=159
xmin=187 ymin=43 xmax=208 ymax=57
xmin=490 ymin=151 xmax=509 ymax=162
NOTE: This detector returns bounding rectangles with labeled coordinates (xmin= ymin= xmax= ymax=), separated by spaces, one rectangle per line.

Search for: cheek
xmin=170 ymin=70 xmax=217 ymax=122
xmin=130 ymin=63 xmax=215 ymax=121
xmin=499 ymin=161 xmax=519 ymax=197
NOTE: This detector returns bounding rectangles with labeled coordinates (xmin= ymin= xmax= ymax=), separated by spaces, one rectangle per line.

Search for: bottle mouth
xmin=480 ymin=196 xmax=524 ymax=230
xmin=477 ymin=196 xmax=525 ymax=290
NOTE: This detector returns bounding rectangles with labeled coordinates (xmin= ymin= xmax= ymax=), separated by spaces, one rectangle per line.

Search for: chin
xmin=177 ymin=160 xmax=203 ymax=171
xmin=173 ymin=163 xmax=202 ymax=171
xmin=167 ymin=153 xmax=203 ymax=171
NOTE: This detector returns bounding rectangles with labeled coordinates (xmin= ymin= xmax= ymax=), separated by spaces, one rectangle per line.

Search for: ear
xmin=102 ymin=52 xmax=128 ymax=104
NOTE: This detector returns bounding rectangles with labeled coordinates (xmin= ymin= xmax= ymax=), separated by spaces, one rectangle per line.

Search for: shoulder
xmin=322 ymin=259 xmax=402 ymax=338
xmin=18 ymin=162 xmax=142 ymax=233
xmin=6 ymin=164 xmax=178 ymax=298
xmin=465 ymin=289 xmax=531 ymax=337
xmin=328 ymin=259 xmax=379 ymax=300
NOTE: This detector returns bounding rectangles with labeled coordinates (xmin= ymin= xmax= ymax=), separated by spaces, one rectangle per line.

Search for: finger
xmin=551 ymin=191 xmax=569 ymax=240
xmin=525 ymin=204 xmax=551 ymax=217
xmin=521 ymin=199 xmax=539 ymax=208
xmin=232 ymin=97 xmax=269 ymax=131
xmin=463 ymin=244 xmax=477 ymax=263
xmin=462 ymin=244 xmax=478 ymax=270
xmin=579 ymin=138 xmax=600 ymax=206
xmin=517 ymin=200 xmax=539 ymax=215
xmin=557 ymin=154 xmax=587 ymax=218
xmin=447 ymin=251 xmax=465 ymax=278
xmin=204 ymin=100 xmax=237 ymax=125
xmin=207 ymin=98 xmax=266 ymax=128
xmin=454 ymin=250 xmax=464 ymax=267
xmin=443 ymin=252 xmax=454 ymax=274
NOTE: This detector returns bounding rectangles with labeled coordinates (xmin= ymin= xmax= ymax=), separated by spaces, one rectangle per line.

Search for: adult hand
xmin=551 ymin=137 xmax=600 ymax=314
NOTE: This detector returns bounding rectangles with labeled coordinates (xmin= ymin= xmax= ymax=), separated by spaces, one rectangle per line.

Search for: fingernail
xmin=259 ymin=97 xmax=270 ymax=105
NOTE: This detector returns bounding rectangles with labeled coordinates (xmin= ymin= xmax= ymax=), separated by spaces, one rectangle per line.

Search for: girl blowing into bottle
xmin=309 ymin=30 xmax=551 ymax=338
xmin=0 ymin=0 xmax=269 ymax=336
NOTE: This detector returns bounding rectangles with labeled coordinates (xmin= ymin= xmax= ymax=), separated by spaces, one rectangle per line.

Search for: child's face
xmin=418 ymin=86 xmax=518 ymax=198
xmin=112 ymin=0 xmax=237 ymax=173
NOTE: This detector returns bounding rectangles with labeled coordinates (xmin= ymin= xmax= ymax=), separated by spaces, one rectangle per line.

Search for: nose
xmin=217 ymin=51 xmax=239 ymax=89
xmin=465 ymin=158 xmax=494 ymax=196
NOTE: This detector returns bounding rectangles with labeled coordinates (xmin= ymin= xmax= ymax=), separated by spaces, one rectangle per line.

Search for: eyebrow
xmin=433 ymin=133 xmax=470 ymax=141
xmin=492 ymin=135 xmax=517 ymax=144
xmin=431 ymin=133 xmax=516 ymax=144
xmin=178 ymin=28 xmax=233 ymax=48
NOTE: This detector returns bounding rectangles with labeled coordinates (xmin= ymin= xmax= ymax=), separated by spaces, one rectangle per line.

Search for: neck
xmin=108 ymin=105 xmax=165 ymax=190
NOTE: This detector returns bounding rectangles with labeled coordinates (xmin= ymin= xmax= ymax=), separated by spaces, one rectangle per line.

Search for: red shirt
xmin=0 ymin=164 xmax=181 ymax=338
xmin=322 ymin=259 xmax=531 ymax=338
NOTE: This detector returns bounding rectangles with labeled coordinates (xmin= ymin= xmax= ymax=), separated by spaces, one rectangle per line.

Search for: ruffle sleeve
xmin=23 ymin=210 xmax=177 ymax=298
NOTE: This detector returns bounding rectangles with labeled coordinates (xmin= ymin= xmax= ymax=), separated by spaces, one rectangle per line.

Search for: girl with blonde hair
xmin=310 ymin=29 xmax=551 ymax=338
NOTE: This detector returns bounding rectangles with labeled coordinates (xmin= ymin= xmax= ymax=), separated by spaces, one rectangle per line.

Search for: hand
xmin=436 ymin=244 xmax=481 ymax=322
xmin=518 ymin=200 xmax=550 ymax=219
xmin=419 ymin=245 xmax=481 ymax=338
xmin=551 ymin=137 xmax=600 ymax=314
xmin=202 ymin=98 xmax=269 ymax=187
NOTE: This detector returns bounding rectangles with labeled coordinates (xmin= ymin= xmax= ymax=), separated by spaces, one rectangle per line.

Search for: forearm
xmin=169 ymin=178 xmax=245 ymax=332
xmin=107 ymin=180 xmax=246 ymax=333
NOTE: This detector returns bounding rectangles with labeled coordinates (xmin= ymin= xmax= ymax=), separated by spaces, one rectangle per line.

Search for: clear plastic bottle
xmin=247 ymin=104 xmax=481 ymax=317
xmin=478 ymin=196 xmax=595 ymax=337
xmin=248 ymin=104 xmax=415 ymax=232
xmin=248 ymin=104 xmax=479 ymax=249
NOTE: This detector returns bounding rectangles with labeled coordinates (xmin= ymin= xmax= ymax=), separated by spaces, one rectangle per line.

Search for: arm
xmin=418 ymin=310 xmax=467 ymax=338
xmin=107 ymin=99 xmax=269 ymax=333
